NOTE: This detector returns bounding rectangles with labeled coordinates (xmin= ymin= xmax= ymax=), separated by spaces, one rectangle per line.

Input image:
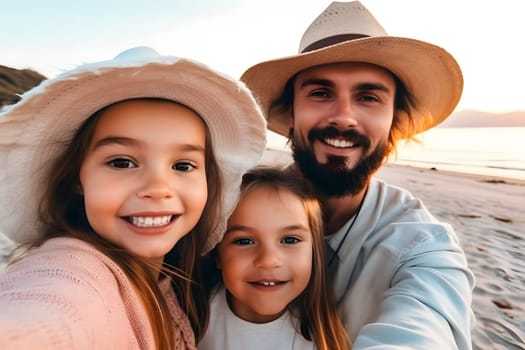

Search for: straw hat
xmin=241 ymin=1 xmax=463 ymax=137
xmin=0 ymin=46 xmax=267 ymax=253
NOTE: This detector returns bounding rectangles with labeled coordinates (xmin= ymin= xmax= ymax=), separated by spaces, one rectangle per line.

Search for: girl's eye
xmin=281 ymin=236 xmax=300 ymax=244
xmin=174 ymin=161 xmax=196 ymax=172
xmin=108 ymin=158 xmax=136 ymax=168
xmin=233 ymin=238 xmax=254 ymax=246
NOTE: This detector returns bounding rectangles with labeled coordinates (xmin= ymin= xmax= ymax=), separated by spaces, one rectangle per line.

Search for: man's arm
xmin=353 ymin=226 xmax=475 ymax=349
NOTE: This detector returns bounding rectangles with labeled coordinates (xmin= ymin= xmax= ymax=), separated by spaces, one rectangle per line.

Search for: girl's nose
xmin=136 ymin=168 xmax=175 ymax=200
xmin=254 ymin=245 xmax=282 ymax=269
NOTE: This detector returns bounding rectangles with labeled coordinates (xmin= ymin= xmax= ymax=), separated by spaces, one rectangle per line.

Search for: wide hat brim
xmin=0 ymin=48 xmax=266 ymax=253
xmin=241 ymin=36 xmax=463 ymax=137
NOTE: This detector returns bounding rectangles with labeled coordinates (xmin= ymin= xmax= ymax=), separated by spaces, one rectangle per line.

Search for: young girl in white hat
xmin=0 ymin=46 xmax=266 ymax=349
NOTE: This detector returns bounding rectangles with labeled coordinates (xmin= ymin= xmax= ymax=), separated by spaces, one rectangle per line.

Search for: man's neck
xmin=321 ymin=184 xmax=368 ymax=235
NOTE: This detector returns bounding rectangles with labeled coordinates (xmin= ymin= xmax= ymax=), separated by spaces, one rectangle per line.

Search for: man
xmin=241 ymin=1 xmax=475 ymax=349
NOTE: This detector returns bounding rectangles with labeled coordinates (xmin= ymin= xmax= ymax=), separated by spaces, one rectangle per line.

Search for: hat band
xmin=301 ymin=34 xmax=369 ymax=53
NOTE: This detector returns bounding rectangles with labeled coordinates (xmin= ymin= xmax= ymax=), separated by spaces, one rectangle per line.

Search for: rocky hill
xmin=0 ymin=65 xmax=46 ymax=108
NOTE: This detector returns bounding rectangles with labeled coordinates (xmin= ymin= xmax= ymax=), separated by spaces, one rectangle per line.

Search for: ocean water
xmin=390 ymin=127 xmax=525 ymax=181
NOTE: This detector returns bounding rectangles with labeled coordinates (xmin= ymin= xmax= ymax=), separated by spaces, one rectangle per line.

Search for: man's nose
xmin=326 ymin=96 xmax=358 ymax=129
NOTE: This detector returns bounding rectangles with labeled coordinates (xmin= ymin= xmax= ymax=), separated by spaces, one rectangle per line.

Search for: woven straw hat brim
xmin=242 ymin=36 xmax=463 ymax=137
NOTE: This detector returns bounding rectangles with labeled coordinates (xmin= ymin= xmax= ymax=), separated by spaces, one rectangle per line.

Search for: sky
xmin=2 ymin=0 xmax=524 ymax=116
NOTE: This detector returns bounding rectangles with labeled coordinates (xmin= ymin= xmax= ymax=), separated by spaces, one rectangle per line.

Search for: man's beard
xmin=291 ymin=127 xmax=387 ymax=198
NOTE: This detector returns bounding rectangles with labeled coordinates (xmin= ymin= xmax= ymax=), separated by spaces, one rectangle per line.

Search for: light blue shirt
xmin=327 ymin=177 xmax=475 ymax=349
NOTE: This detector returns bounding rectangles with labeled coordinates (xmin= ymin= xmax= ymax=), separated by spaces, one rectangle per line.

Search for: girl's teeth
xmin=261 ymin=281 xmax=276 ymax=286
xmin=130 ymin=215 xmax=172 ymax=227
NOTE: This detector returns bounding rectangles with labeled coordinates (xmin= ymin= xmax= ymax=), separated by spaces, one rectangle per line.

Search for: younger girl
xmin=198 ymin=166 xmax=350 ymax=350
xmin=0 ymin=47 xmax=266 ymax=349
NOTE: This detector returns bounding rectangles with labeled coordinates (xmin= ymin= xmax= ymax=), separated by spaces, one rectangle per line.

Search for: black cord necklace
xmin=328 ymin=185 xmax=368 ymax=267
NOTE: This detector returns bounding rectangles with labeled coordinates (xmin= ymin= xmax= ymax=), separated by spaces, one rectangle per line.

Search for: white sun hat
xmin=0 ymin=46 xmax=267 ymax=253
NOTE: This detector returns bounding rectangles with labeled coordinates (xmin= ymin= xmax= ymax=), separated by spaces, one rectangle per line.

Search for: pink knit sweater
xmin=0 ymin=237 xmax=196 ymax=349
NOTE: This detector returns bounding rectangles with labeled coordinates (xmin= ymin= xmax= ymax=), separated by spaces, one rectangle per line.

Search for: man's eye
xmin=358 ymin=94 xmax=379 ymax=102
xmin=281 ymin=236 xmax=300 ymax=244
xmin=174 ymin=162 xmax=196 ymax=172
xmin=108 ymin=158 xmax=136 ymax=168
xmin=310 ymin=89 xmax=330 ymax=97
xmin=233 ymin=238 xmax=254 ymax=245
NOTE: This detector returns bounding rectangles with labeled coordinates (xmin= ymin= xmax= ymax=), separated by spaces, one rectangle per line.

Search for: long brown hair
xmin=202 ymin=165 xmax=350 ymax=349
xmin=37 ymin=98 xmax=221 ymax=348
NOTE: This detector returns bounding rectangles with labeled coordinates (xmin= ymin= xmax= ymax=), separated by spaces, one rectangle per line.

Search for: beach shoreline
xmin=387 ymin=159 xmax=525 ymax=184
xmin=263 ymin=145 xmax=525 ymax=184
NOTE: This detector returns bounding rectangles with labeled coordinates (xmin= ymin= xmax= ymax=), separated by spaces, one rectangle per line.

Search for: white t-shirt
xmin=198 ymin=286 xmax=315 ymax=350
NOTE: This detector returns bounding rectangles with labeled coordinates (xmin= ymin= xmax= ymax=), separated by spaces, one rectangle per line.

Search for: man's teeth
xmin=130 ymin=215 xmax=172 ymax=227
xmin=260 ymin=281 xmax=276 ymax=286
xmin=324 ymin=138 xmax=355 ymax=148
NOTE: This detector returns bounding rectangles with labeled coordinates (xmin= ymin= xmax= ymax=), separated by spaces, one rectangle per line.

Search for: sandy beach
xmin=376 ymin=163 xmax=525 ymax=350
xmin=1 ymin=148 xmax=524 ymax=349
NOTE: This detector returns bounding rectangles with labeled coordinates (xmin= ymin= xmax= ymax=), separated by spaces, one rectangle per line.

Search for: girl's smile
xmin=127 ymin=215 xmax=174 ymax=228
xmin=122 ymin=213 xmax=180 ymax=235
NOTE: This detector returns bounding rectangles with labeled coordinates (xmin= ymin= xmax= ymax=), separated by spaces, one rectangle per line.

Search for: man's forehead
xmin=297 ymin=62 xmax=393 ymax=79
xmin=294 ymin=62 xmax=396 ymax=91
